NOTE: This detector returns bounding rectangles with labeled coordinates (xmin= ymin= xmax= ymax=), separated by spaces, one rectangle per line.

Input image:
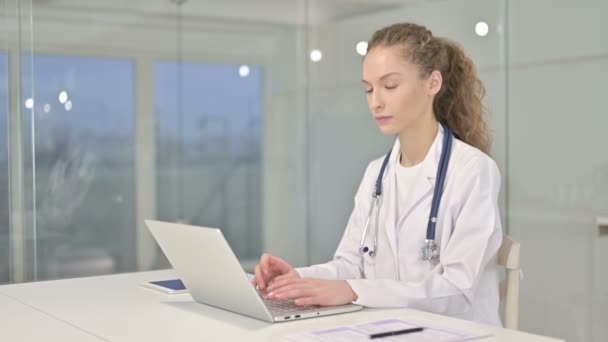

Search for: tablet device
xmin=140 ymin=279 xmax=188 ymax=294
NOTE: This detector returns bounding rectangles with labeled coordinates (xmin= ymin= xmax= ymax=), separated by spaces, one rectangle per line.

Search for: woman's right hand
xmin=252 ymin=253 xmax=300 ymax=294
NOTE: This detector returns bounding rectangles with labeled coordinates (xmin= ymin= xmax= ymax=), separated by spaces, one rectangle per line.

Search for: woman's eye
xmin=364 ymin=89 xmax=373 ymax=94
xmin=385 ymin=85 xmax=398 ymax=90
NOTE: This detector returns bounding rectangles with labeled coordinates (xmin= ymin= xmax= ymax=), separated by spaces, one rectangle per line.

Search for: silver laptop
xmin=144 ymin=220 xmax=362 ymax=322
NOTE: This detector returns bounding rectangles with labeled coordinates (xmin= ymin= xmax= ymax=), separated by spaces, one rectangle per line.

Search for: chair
xmin=498 ymin=235 xmax=522 ymax=330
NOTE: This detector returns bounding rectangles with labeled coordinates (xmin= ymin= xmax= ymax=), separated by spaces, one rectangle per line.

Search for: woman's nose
xmin=370 ymin=92 xmax=384 ymax=112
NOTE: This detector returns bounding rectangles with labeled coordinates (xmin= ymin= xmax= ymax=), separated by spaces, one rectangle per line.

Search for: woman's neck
xmin=398 ymin=117 xmax=438 ymax=167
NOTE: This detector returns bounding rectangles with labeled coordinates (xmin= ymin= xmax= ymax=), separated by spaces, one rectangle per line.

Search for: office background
xmin=0 ymin=0 xmax=606 ymax=341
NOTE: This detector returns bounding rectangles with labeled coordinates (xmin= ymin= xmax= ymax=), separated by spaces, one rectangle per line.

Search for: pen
xmin=369 ymin=327 xmax=424 ymax=339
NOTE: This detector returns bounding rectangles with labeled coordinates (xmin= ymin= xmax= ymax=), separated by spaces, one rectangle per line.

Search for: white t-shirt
xmin=394 ymin=157 xmax=422 ymax=230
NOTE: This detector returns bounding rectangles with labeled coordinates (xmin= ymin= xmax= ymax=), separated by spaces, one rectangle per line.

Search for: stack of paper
xmin=286 ymin=318 xmax=492 ymax=341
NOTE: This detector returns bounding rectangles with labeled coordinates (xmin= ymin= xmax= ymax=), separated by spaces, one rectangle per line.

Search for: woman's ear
xmin=428 ymin=70 xmax=442 ymax=96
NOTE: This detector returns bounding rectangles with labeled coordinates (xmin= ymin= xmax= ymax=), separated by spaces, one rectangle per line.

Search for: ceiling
xmin=28 ymin=0 xmax=430 ymax=26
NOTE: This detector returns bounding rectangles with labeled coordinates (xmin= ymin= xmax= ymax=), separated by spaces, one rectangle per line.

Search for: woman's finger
xmin=270 ymin=281 xmax=310 ymax=295
xmin=294 ymin=296 xmax=318 ymax=306
xmin=268 ymin=276 xmax=306 ymax=292
xmin=253 ymin=264 xmax=266 ymax=289
xmin=271 ymin=284 xmax=315 ymax=300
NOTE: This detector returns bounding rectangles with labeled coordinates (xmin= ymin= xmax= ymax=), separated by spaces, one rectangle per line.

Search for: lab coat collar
xmin=385 ymin=123 xmax=445 ymax=181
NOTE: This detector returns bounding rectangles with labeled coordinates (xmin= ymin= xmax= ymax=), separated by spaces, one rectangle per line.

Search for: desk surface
xmin=0 ymin=292 xmax=102 ymax=341
xmin=0 ymin=269 xmax=564 ymax=342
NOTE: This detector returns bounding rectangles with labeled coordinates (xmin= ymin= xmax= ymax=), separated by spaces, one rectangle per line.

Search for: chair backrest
xmin=498 ymin=235 xmax=521 ymax=330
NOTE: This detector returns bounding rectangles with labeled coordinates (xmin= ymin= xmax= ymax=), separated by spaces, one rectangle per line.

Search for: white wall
xmin=507 ymin=1 xmax=608 ymax=341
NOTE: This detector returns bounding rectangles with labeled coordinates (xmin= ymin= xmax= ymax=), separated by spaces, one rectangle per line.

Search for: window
xmin=23 ymin=54 xmax=135 ymax=279
xmin=155 ymin=62 xmax=262 ymax=262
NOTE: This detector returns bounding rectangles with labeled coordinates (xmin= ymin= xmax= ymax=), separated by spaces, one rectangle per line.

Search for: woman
xmin=253 ymin=22 xmax=503 ymax=326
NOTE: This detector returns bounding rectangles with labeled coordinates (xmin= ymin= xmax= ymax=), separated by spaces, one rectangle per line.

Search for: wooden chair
xmin=498 ymin=235 xmax=522 ymax=329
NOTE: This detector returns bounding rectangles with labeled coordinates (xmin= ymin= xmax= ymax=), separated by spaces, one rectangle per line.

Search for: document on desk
xmin=285 ymin=318 xmax=492 ymax=341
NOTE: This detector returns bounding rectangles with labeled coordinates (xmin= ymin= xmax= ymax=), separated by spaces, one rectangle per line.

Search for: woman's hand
xmin=266 ymin=278 xmax=358 ymax=306
xmin=252 ymin=253 xmax=300 ymax=294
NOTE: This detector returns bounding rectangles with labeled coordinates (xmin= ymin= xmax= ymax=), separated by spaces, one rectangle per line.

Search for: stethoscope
xmin=359 ymin=123 xmax=453 ymax=265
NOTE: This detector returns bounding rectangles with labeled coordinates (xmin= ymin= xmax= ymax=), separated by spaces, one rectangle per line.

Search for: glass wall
xmin=1 ymin=1 xmax=606 ymax=341
xmin=0 ymin=52 xmax=8 ymax=284
xmin=24 ymin=55 xmax=135 ymax=279
xmin=1 ymin=0 xmax=311 ymax=281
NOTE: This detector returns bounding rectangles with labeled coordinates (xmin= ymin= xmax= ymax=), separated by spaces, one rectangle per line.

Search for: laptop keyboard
xmin=263 ymin=298 xmax=319 ymax=316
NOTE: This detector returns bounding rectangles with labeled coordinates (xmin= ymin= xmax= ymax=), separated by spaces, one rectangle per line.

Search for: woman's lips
xmin=375 ymin=116 xmax=392 ymax=124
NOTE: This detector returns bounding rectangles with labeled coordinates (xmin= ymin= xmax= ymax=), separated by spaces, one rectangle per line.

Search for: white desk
xmin=0 ymin=292 xmax=103 ymax=341
xmin=0 ymin=269 xmax=563 ymax=342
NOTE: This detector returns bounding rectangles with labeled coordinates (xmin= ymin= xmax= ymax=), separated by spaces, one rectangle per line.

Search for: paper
xmin=285 ymin=318 xmax=492 ymax=341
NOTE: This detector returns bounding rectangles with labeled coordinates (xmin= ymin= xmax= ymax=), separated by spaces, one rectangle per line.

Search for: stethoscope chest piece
xmin=420 ymin=239 xmax=440 ymax=265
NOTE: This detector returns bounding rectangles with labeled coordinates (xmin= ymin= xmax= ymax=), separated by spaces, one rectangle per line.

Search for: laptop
xmin=144 ymin=220 xmax=362 ymax=322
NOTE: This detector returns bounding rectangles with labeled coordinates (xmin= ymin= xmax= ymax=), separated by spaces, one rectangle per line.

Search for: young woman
xmin=253 ymin=22 xmax=503 ymax=326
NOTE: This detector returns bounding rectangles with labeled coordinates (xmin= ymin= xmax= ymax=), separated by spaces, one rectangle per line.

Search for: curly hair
xmin=367 ymin=22 xmax=491 ymax=155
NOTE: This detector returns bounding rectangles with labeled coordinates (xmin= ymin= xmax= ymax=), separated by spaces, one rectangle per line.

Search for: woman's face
xmin=362 ymin=45 xmax=438 ymax=135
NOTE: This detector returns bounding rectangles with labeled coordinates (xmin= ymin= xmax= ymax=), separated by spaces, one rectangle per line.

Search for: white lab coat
xmin=296 ymin=125 xmax=503 ymax=326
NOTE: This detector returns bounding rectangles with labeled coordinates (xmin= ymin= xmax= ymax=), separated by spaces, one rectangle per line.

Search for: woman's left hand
xmin=266 ymin=278 xmax=358 ymax=306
